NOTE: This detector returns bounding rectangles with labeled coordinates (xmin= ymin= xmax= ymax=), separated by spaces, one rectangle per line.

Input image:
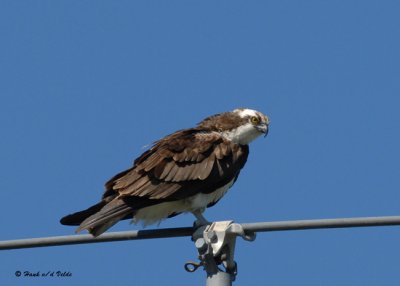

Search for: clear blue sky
xmin=1 ymin=1 xmax=399 ymax=285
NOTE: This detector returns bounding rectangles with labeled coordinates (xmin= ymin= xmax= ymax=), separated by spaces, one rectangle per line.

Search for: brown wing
xmin=104 ymin=128 xmax=249 ymax=202
xmin=60 ymin=128 xmax=249 ymax=236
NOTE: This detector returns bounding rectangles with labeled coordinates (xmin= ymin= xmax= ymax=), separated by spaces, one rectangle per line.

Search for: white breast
xmin=132 ymin=179 xmax=235 ymax=226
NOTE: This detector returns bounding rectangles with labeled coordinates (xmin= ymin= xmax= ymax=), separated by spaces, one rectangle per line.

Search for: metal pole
xmin=206 ymin=271 xmax=232 ymax=286
xmin=189 ymin=222 xmax=239 ymax=286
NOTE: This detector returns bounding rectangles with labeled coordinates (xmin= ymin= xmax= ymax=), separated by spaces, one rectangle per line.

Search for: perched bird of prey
xmin=60 ymin=108 xmax=269 ymax=236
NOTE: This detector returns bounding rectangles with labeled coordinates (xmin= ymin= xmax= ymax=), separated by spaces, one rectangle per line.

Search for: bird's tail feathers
xmin=75 ymin=199 xmax=133 ymax=237
xmin=60 ymin=201 xmax=107 ymax=226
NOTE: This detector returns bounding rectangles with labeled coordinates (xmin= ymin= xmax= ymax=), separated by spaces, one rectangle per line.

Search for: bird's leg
xmin=192 ymin=209 xmax=211 ymax=227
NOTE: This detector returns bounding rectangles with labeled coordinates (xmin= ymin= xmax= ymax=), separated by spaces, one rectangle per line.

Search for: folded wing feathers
xmin=151 ymin=183 xmax=181 ymax=199
xmin=108 ymin=133 xmax=239 ymax=200
xmin=66 ymin=130 xmax=250 ymax=236
xmin=222 ymin=142 xmax=231 ymax=156
xmin=214 ymin=144 xmax=224 ymax=160
xmin=118 ymin=175 xmax=151 ymax=196
xmin=113 ymin=170 xmax=141 ymax=189
xmin=164 ymin=163 xmax=180 ymax=181
xmin=158 ymin=160 xmax=175 ymax=180
xmin=198 ymin=153 xmax=215 ymax=180
xmin=134 ymin=180 xmax=159 ymax=197
xmin=143 ymin=153 xmax=164 ymax=172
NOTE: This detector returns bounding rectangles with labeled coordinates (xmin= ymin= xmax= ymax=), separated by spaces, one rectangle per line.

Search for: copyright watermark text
xmin=15 ymin=270 xmax=72 ymax=278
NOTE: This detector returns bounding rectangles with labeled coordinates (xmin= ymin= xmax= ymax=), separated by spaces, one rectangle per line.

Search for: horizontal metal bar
xmin=1 ymin=216 xmax=400 ymax=250
xmin=0 ymin=227 xmax=193 ymax=250
xmin=241 ymin=216 xmax=400 ymax=233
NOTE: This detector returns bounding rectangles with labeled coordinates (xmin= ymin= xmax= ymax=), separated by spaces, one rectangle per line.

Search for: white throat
xmin=221 ymin=122 xmax=262 ymax=145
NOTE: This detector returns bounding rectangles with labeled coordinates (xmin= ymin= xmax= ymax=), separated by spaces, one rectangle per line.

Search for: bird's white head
xmin=198 ymin=108 xmax=270 ymax=145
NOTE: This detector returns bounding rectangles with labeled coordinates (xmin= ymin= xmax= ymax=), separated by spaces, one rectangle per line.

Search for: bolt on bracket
xmin=185 ymin=221 xmax=256 ymax=280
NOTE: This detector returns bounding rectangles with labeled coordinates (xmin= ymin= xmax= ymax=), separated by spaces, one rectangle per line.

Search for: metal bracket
xmin=185 ymin=221 xmax=256 ymax=281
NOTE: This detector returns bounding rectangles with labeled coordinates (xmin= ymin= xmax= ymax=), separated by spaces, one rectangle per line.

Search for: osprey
xmin=60 ymin=108 xmax=270 ymax=236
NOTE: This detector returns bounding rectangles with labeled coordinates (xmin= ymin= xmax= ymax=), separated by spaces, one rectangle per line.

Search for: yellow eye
xmin=250 ymin=116 xmax=260 ymax=125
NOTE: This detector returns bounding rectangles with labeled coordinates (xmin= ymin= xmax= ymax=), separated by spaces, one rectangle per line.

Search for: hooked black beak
xmin=264 ymin=127 xmax=269 ymax=137
xmin=263 ymin=115 xmax=270 ymax=137
xmin=256 ymin=123 xmax=269 ymax=137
